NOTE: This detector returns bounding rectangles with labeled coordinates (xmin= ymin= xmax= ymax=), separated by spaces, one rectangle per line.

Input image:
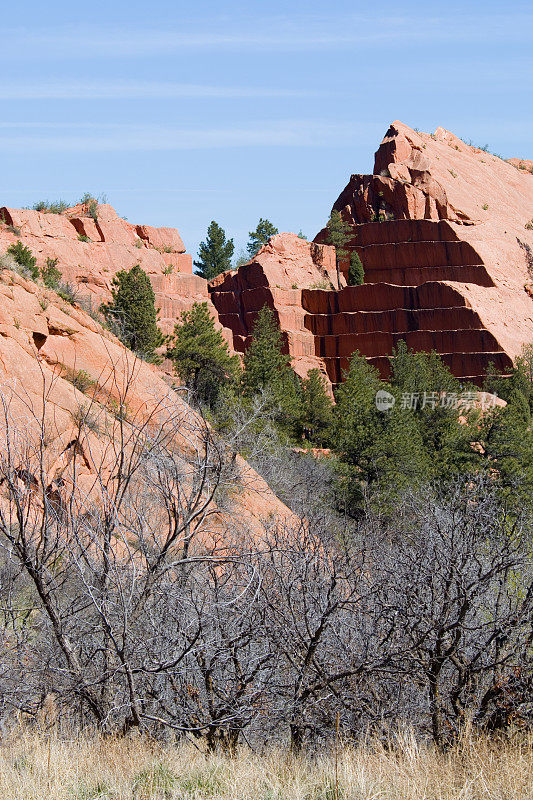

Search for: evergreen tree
xmin=7 ymin=241 xmax=38 ymax=280
xmin=301 ymin=369 xmax=333 ymax=445
xmin=41 ymin=257 xmax=62 ymax=289
xmin=333 ymin=353 xmax=391 ymax=486
xmin=247 ymin=219 xmax=278 ymax=257
xmin=242 ymin=305 xmax=302 ymax=438
xmin=332 ymin=351 xmax=431 ymax=512
xmin=347 ymin=251 xmax=364 ymax=285
xmin=479 ymin=390 xmax=533 ymax=508
xmin=484 ymin=344 xmax=533 ymax=412
xmin=242 ymin=306 xmax=289 ymax=394
xmin=167 ymin=302 xmax=240 ymax=406
xmin=101 ymin=264 xmax=163 ymax=361
xmin=389 ymin=341 xmax=478 ymax=479
xmin=325 ymin=210 xmax=352 ymax=288
xmin=194 ymin=221 xmax=234 ymax=281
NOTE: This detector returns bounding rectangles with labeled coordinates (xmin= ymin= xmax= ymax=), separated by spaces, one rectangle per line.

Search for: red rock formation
xmin=507 ymin=158 xmax=533 ymax=174
xmin=0 ymin=200 xmax=228 ymax=340
xmin=0 ymin=267 xmax=292 ymax=534
xmin=208 ymin=123 xmax=532 ymax=388
xmin=2 ymin=125 xmax=531 ymax=392
xmin=209 ymin=233 xmax=336 ymax=379
xmin=309 ymin=121 xmax=533 ymax=386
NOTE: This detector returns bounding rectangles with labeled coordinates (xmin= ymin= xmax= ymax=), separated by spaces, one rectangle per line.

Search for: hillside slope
xmin=0 ymin=267 xmax=292 ymax=537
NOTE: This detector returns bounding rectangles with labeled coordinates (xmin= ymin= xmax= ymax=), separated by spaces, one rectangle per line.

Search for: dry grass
xmin=0 ymin=729 xmax=531 ymax=799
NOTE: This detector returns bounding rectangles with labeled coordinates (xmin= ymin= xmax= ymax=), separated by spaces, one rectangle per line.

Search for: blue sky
xmin=2 ymin=0 xmax=531 ymax=260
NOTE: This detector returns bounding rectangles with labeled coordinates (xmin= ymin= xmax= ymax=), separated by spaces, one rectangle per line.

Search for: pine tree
xmin=167 ymin=302 xmax=240 ymax=406
xmin=7 ymin=241 xmax=38 ymax=280
xmin=247 ymin=219 xmax=278 ymax=257
xmin=194 ymin=221 xmax=234 ymax=281
xmin=332 ymin=352 xmax=431 ymax=512
xmin=480 ymin=390 xmax=533 ymax=509
xmin=333 ymin=353 xmax=389 ymax=485
xmin=325 ymin=210 xmax=352 ymax=288
xmin=242 ymin=306 xmax=289 ymax=394
xmin=302 ymin=369 xmax=333 ymax=445
xmin=101 ymin=264 xmax=163 ymax=361
xmin=242 ymin=305 xmax=302 ymax=437
xmin=348 ymin=251 xmax=364 ymax=285
xmin=389 ymin=341 xmax=478 ymax=479
xmin=485 ymin=344 xmax=533 ymax=412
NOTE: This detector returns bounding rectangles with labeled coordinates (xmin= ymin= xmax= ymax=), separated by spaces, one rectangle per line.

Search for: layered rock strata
xmin=209 ymin=233 xmax=337 ymax=378
xmin=310 ymin=122 xmax=533 ymax=385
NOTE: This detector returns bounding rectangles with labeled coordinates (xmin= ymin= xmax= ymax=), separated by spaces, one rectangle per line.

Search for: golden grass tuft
xmin=0 ymin=728 xmax=531 ymax=799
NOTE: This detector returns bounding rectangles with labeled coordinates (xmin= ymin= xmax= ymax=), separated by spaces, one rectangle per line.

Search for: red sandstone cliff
xmin=0 ymin=267 xmax=292 ymax=534
xmin=0 ymin=200 xmax=227 ymax=339
xmin=208 ymin=122 xmax=532 ymax=388
xmin=306 ymin=121 xmax=533 ymax=385
xmin=1 ymin=122 xmax=532 ymax=391
xmin=208 ymin=233 xmax=337 ymax=379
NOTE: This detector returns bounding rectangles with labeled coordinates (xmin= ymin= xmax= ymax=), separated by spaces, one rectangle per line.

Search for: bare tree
xmin=364 ymin=477 xmax=533 ymax=744
xmin=0 ymin=359 xmax=259 ymax=739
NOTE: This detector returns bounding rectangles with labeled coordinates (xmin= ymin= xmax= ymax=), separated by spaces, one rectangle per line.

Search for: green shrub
xmin=56 ymin=282 xmax=78 ymax=304
xmin=41 ymin=257 xmax=62 ymax=289
xmin=80 ymin=193 xmax=99 ymax=222
xmin=64 ymin=368 xmax=95 ymax=394
xmin=309 ymin=279 xmax=332 ymax=290
xmin=7 ymin=241 xmax=39 ymax=280
xmin=33 ymin=200 xmax=69 ymax=214
xmin=70 ymin=404 xmax=100 ymax=433
xmin=78 ymin=234 xmax=91 ymax=242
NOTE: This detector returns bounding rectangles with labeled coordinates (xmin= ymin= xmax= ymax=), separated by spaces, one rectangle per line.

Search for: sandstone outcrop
xmin=0 ymin=268 xmax=292 ymax=535
xmin=308 ymin=121 xmax=533 ymax=385
xmin=0 ymin=200 xmax=228 ymax=339
xmin=1 ymin=124 xmax=531 ymax=393
xmin=208 ymin=123 xmax=532 ymax=388
xmin=209 ymin=233 xmax=336 ymax=378
xmin=507 ymin=158 xmax=533 ymax=174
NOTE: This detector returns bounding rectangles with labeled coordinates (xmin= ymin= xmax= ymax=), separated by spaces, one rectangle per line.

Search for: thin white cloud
xmin=1 ymin=13 xmax=531 ymax=59
xmin=0 ymin=80 xmax=312 ymax=100
xmin=0 ymin=120 xmax=381 ymax=152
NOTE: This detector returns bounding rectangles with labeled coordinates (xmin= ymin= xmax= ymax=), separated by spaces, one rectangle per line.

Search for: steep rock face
xmin=0 ymin=200 xmax=228 ymax=339
xmin=209 ymin=233 xmax=336 ymax=378
xmin=310 ymin=121 xmax=533 ymax=385
xmin=0 ymin=268 xmax=292 ymax=535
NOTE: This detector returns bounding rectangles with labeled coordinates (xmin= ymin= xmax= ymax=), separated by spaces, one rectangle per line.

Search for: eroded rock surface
xmin=309 ymin=121 xmax=533 ymax=385
xmin=0 ymin=269 xmax=292 ymax=536
xmin=0 ymin=200 xmax=228 ymax=339
xmin=209 ymin=233 xmax=336 ymax=379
